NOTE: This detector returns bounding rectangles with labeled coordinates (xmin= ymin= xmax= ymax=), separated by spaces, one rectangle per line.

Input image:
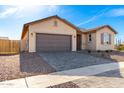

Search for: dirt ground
xmin=0 ymin=53 xmax=55 ymax=82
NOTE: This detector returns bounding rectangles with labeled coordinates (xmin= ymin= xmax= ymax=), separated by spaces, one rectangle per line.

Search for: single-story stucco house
xmin=21 ymin=15 xmax=117 ymax=52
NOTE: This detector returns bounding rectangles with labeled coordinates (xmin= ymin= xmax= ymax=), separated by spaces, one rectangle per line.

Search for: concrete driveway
xmin=39 ymin=52 xmax=115 ymax=71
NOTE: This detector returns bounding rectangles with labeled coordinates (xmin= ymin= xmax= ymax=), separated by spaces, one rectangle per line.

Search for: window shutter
xmin=109 ymin=34 xmax=111 ymax=44
xmin=101 ymin=33 xmax=104 ymax=44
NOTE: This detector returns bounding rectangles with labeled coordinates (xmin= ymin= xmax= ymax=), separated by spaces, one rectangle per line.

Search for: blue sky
xmin=0 ymin=5 xmax=124 ymax=41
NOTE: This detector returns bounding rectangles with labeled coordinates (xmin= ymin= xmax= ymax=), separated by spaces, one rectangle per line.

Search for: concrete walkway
xmin=0 ymin=62 xmax=124 ymax=88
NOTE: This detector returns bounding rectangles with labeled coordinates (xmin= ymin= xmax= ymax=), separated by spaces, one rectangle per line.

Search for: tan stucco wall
xmin=85 ymin=33 xmax=96 ymax=50
xmin=21 ymin=31 xmax=28 ymax=52
xmin=28 ymin=18 xmax=77 ymax=52
xmin=96 ymin=27 xmax=115 ymax=50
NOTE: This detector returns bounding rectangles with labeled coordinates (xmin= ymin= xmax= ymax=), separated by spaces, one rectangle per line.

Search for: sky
xmin=0 ymin=5 xmax=124 ymax=41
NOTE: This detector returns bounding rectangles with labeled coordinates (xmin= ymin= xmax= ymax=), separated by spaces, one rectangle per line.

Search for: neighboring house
xmin=21 ymin=15 xmax=117 ymax=52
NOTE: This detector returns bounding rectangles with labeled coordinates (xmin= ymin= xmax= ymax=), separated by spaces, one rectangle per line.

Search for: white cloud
xmin=77 ymin=8 xmax=109 ymax=26
xmin=15 ymin=5 xmax=44 ymax=18
xmin=48 ymin=5 xmax=59 ymax=12
xmin=0 ymin=7 xmax=18 ymax=18
xmin=0 ymin=5 xmax=59 ymax=19
xmin=107 ymin=8 xmax=124 ymax=17
xmin=0 ymin=6 xmax=41 ymax=18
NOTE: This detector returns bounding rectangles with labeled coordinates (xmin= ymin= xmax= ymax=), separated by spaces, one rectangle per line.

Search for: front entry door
xmin=77 ymin=35 xmax=81 ymax=51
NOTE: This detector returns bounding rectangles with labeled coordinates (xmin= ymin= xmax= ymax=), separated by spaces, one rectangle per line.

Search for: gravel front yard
xmin=0 ymin=53 xmax=56 ymax=82
xmin=40 ymin=52 xmax=114 ymax=71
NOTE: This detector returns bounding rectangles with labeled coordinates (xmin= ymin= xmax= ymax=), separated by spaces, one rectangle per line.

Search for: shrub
xmin=117 ymin=44 xmax=124 ymax=51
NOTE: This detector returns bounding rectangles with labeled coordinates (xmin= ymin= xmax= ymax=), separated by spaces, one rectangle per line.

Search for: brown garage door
xmin=36 ymin=33 xmax=71 ymax=52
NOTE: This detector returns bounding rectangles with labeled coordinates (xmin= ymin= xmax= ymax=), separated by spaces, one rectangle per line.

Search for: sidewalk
xmin=0 ymin=62 xmax=124 ymax=88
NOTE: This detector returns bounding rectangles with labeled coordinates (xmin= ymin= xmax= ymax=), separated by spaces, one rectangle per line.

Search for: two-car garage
xmin=21 ymin=15 xmax=77 ymax=52
xmin=36 ymin=33 xmax=72 ymax=52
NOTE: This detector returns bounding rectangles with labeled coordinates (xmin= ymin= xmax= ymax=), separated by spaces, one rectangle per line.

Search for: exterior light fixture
xmin=31 ymin=33 xmax=33 ymax=36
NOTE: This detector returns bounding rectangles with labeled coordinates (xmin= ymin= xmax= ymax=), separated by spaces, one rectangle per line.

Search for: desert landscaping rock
xmin=47 ymin=81 xmax=80 ymax=88
xmin=0 ymin=53 xmax=56 ymax=81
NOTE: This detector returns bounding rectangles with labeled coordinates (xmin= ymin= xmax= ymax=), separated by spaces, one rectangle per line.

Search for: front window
xmin=101 ymin=33 xmax=111 ymax=44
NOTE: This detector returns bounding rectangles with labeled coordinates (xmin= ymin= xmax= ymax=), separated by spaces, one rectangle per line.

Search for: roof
xmin=86 ymin=25 xmax=118 ymax=34
xmin=78 ymin=25 xmax=118 ymax=34
xmin=21 ymin=16 xmax=118 ymax=39
xmin=21 ymin=15 xmax=82 ymax=39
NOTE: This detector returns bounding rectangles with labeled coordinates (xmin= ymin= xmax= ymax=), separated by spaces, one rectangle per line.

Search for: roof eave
xmin=21 ymin=15 xmax=84 ymax=39
xmin=86 ymin=25 xmax=118 ymax=34
xmin=21 ymin=24 xmax=29 ymax=39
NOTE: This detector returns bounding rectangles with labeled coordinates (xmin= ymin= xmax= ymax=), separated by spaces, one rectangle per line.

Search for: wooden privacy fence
xmin=0 ymin=39 xmax=20 ymax=54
